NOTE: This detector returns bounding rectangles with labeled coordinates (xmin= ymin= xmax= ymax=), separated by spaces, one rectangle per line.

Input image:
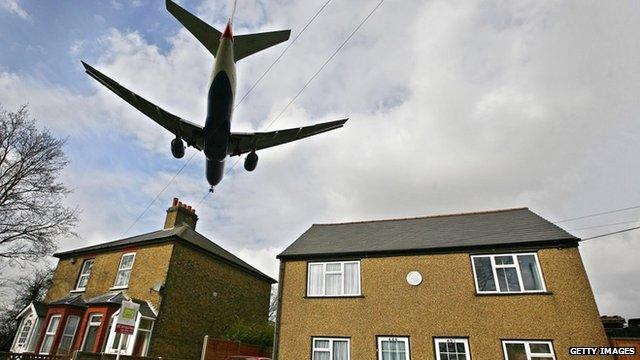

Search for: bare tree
xmin=0 ymin=105 xmax=77 ymax=264
xmin=269 ymin=285 xmax=278 ymax=322
xmin=0 ymin=267 xmax=53 ymax=350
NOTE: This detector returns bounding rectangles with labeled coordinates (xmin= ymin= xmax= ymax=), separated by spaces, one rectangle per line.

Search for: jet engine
xmin=171 ymin=137 xmax=185 ymax=158
xmin=244 ymin=151 xmax=258 ymax=171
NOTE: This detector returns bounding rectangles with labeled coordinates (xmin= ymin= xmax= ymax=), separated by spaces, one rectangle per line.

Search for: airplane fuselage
xmin=204 ymin=26 xmax=236 ymax=186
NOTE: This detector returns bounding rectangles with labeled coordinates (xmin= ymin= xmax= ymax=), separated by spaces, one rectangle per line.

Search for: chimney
xmin=164 ymin=197 xmax=198 ymax=230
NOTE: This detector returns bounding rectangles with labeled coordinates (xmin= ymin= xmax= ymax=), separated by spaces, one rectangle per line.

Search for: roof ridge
xmin=312 ymin=207 xmax=529 ymax=226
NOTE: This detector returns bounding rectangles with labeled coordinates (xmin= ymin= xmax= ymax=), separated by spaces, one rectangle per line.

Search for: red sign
xmin=115 ymin=324 xmax=134 ymax=335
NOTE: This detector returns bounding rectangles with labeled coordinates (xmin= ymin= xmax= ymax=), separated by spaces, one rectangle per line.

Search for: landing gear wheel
xmin=209 ymin=186 xmax=215 ymax=193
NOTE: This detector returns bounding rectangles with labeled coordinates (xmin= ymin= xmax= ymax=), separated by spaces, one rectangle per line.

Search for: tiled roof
xmin=53 ymin=226 xmax=275 ymax=283
xmin=278 ymin=208 xmax=578 ymax=259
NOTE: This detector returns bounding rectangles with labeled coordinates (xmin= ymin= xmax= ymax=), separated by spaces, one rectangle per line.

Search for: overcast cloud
xmin=1 ymin=0 xmax=639 ymax=318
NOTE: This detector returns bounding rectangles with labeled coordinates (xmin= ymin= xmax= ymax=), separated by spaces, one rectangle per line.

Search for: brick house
xmin=11 ymin=198 xmax=275 ymax=359
xmin=273 ymin=208 xmax=611 ymax=360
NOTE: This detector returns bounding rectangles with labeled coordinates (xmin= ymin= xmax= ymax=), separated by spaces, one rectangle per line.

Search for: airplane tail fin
xmin=233 ymin=29 xmax=291 ymax=62
xmin=166 ymin=0 xmax=221 ymax=56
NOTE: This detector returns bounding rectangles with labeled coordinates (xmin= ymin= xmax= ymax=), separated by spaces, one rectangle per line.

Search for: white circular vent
xmin=406 ymin=271 xmax=422 ymax=286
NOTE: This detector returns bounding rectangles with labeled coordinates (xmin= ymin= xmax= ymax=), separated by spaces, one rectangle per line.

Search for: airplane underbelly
xmin=204 ymin=70 xmax=233 ymax=161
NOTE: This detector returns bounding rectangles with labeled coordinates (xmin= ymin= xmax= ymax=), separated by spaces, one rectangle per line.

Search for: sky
xmin=1 ymin=0 xmax=639 ymax=318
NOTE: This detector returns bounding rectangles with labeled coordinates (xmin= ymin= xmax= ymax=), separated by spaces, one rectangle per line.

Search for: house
xmin=11 ymin=198 xmax=275 ymax=359
xmin=273 ymin=208 xmax=611 ymax=360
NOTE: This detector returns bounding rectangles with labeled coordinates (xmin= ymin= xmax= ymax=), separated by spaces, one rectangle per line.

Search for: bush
xmin=223 ymin=319 xmax=274 ymax=347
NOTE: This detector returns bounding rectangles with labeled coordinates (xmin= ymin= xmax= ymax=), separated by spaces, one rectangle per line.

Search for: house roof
xmin=48 ymin=292 xmax=157 ymax=319
xmin=53 ymin=226 xmax=275 ymax=283
xmin=278 ymin=208 xmax=578 ymax=259
xmin=15 ymin=301 xmax=48 ymax=319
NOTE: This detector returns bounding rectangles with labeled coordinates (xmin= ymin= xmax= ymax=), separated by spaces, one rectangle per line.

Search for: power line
xmin=234 ymin=0 xmax=335 ymax=110
xmin=553 ymin=205 xmax=640 ymax=223
xmin=582 ymin=226 xmax=640 ymax=241
xmin=567 ymin=220 xmax=640 ymax=232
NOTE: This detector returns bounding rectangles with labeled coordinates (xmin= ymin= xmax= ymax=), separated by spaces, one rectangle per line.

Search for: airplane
xmin=81 ymin=0 xmax=347 ymax=191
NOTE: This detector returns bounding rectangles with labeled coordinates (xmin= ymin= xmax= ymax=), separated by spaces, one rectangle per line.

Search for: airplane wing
xmin=228 ymin=119 xmax=348 ymax=156
xmin=81 ymin=61 xmax=204 ymax=150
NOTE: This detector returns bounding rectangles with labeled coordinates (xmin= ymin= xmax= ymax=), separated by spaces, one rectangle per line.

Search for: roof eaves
xmin=277 ymin=238 xmax=579 ymax=260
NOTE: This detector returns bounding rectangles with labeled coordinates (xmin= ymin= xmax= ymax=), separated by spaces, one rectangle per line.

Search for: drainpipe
xmin=200 ymin=335 xmax=208 ymax=360
xmin=272 ymin=260 xmax=286 ymax=360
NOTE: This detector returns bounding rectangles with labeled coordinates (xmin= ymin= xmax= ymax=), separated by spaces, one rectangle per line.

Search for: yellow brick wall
xmin=149 ymin=242 xmax=273 ymax=360
xmin=46 ymin=243 xmax=174 ymax=309
xmin=276 ymin=246 xmax=611 ymax=360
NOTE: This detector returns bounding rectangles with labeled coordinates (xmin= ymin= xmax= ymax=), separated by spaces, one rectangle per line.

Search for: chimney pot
xmin=164 ymin=197 xmax=198 ymax=230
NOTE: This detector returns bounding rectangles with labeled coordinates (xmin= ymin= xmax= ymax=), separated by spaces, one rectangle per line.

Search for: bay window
xmin=40 ymin=315 xmax=61 ymax=354
xmin=503 ymin=340 xmax=556 ymax=360
xmin=307 ymin=261 xmax=360 ymax=297
xmin=312 ymin=338 xmax=350 ymax=360
xmin=471 ymin=253 xmax=546 ymax=294
xmin=81 ymin=313 xmax=103 ymax=352
xmin=57 ymin=315 xmax=80 ymax=355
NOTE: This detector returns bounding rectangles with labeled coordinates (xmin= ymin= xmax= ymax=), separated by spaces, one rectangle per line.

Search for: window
xmin=471 ymin=253 xmax=545 ymax=294
xmin=377 ymin=337 xmax=410 ymax=360
xmin=307 ymin=261 xmax=360 ymax=296
xmin=434 ymin=338 xmax=470 ymax=360
xmin=40 ymin=315 xmax=61 ymax=354
xmin=113 ymin=253 xmax=136 ymax=288
xmin=132 ymin=318 xmax=154 ymax=356
xmin=57 ymin=315 xmax=80 ymax=355
xmin=16 ymin=319 xmax=32 ymax=347
xmin=82 ymin=313 xmax=103 ymax=352
xmin=312 ymin=338 xmax=350 ymax=360
xmin=503 ymin=341 xmax=556 ymax=360
xmin=75 ymin=259 xmax=94 ymax=291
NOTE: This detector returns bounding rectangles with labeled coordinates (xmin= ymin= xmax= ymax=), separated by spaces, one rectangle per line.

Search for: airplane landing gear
xmin=209 ymin=186 xmax=215 ymax=193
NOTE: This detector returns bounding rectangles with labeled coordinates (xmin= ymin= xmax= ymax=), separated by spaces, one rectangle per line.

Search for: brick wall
xmin=149 ymin=242 xmax=272 ymax=360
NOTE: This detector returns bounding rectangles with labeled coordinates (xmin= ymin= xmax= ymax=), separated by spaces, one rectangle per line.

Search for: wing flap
xmin=82 ymin=61 xmax=204 ymax=150
xmin=229 ymin=119 xmax=347 ymax=155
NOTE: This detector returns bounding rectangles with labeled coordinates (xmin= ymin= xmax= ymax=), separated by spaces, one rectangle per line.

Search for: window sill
xmin=475 ymin=291 xmax=553 ymax=297
xmin=69 ymin=289 xmax=85 ymax=293
xmin=109 ymin=286 xmax=129 ymax=290
xmin=304 ymin=295 xmax=364 ymax=299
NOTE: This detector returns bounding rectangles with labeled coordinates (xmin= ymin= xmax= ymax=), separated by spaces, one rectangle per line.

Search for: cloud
xmin=1 ymin=0 xmax=640 ymax=319
xmin=0 ymin=0 xmax=29 ymax=20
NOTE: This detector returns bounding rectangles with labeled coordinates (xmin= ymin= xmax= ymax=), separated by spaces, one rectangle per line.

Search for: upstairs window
xmin=113 ymin=253 xmax=136 ymax=288
xmin=503 ymin=340 xmax=556 ymax=360
xmin=307 ymin=261 xmax=361 ymax=297
xmin=75 ymin=259 xmax=94 ymax=291
xmin=471 ymin=253 xmax=546 ymax=294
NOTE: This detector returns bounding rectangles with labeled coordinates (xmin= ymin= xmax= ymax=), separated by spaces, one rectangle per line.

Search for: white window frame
xmin=502 ymin=340 xmax=556 ymax=360
xmin=75 ymin=259 xmax=94 ymax=291
xmin=311 ymin=337 xmax=350 ymax=360
xmin=434 ymin=338 xmax=470 ymax=360
xmin=377 ymin=336 xmax=410 ymax=360
xmin=57 ymin=315 xmax=80 ymax=355
xmin=16 ymin=319 xmax=32 ymax=347
xmin=471 ymin=252 xmax=546 ymax=294
xmin=112 ymin=252 xmax=136 ymax=289
xmin=104 ymin=310 xmax=154 ymax=356
xmin=81 ymin=313 xmax=103 ymax=352
xmin=40 ymin=314 xmax=61 ymax=355
xmin=307 ymin=261 xmax=361 ymax=297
